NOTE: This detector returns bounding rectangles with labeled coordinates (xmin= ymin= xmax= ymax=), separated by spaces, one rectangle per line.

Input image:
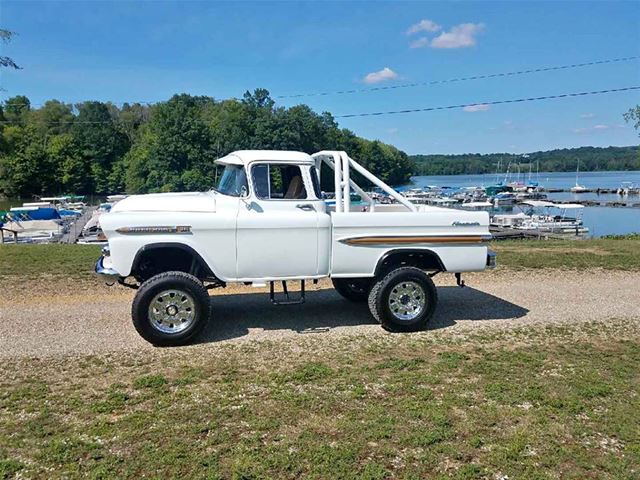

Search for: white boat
xmin=490 ymin=212 xmax=529 ymax=228
xmin=570 ymin=184 xmax=589 ymax=193
xmin=459 ymin=201 xmax=493 ymax=211
xmin=570 ymin=159 xmax=588 ymax=193
xmin=517 ymin=202 xmax=589 ymax=235
xmin=1 ymin=219 xmax=65 ymax=242
xmin=617 ymin=182 xmax=640 ymax=196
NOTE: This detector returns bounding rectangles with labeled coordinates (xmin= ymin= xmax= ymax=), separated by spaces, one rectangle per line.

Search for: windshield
xmin=214 ymin=164 xmax=248 ymax=197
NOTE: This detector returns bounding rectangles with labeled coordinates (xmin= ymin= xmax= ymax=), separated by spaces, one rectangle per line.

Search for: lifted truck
xmin=96 ymin=150 xmax=496 ymax=345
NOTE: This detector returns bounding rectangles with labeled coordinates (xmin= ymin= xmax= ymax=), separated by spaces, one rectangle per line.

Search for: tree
xmin=47 ymin=134 xmax=90 ymax=193
xmin=0 ymin=125 xmax=48 ymax=196
xmin=624 ymin=106 xmax=640 ymax=134
xmin=72 ymin=102 xmax=129 ymax=193
xmin=0 ymin=91 xmax=416 ymax=197
xmin=3 ymin=95 xmax=30 ymax=124
xmin=125 ymin=94 xmax=216 ymax=192
xmin=29 ymin=100 xmax=74 ymax=136
xmin=0 ymin=29 xmax=20 ymax=69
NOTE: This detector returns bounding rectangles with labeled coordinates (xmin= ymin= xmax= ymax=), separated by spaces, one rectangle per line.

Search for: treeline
xmin=412 ymin=146 xmax=640 ymax=176
xmin=0 ymin=90 xmax=414 ymax=197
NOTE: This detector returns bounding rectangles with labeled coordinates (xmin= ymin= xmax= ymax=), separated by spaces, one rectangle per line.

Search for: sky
xmin=1 ymin=0 xmax=639 ymax=155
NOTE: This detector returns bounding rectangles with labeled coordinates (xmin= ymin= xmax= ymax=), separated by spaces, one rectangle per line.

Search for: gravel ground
xmin=1 ymin=270 xmax=638 ymax=359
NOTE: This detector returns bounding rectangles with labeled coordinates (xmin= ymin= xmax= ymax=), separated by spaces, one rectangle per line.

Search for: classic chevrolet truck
xmin=96 ymin=150 xmax=496 ymax=345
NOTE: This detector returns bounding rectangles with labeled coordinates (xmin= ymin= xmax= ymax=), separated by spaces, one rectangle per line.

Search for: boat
xmin=516 ymin=201 xmax=589 ymax=235
xmin=492 ymin=192 xmax=517 ymax=206
xmin=490 ymin=212 xmax=529 ymax=228
xmin=9 ymin=206 xmax=63 ymax=221
xmin=617 ymin=182 xmax=640 ymax=196
xmin=1 ymin=213 xmax=66 ymax=242
xmin=485 ymin=184 xmax=513 ymax=196
xmin=458 ymin=201 xmax=493 ymax=211
xmin=570 ymin=159 xmax=588 ymax=193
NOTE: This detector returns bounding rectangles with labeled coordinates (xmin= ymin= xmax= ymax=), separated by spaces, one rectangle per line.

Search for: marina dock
xmin=59 ymin=206 xmax=96 ymax=244
xmin=552 ymin=199 xmax=640 ymax=208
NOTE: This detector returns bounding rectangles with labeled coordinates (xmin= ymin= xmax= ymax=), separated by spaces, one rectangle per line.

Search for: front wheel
xmin=368 ymin=267 xmax=438 ymax=332
xmin=131 ymin=271 xmax=211 ymax=346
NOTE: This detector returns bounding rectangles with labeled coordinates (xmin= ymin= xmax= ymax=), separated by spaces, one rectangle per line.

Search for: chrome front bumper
xmin=486 ymin=249 xmax=497 ymax=269
xmin=95 ymin=255 xmax=120 ymax=279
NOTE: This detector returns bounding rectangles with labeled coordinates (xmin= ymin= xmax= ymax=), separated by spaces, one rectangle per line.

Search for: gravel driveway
xmin=1 ymin=270 xmax=638 ymax=358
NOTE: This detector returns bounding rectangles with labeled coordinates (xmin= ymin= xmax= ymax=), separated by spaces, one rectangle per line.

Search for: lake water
xmin=406 ymin=170 xmax=640 ymax=237
xmin=2 ymin=171 xmax=639 ymax=237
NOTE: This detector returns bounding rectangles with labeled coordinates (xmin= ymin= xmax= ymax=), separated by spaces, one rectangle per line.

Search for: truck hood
xmin=110 ymin=192 xmax=216 ymax=213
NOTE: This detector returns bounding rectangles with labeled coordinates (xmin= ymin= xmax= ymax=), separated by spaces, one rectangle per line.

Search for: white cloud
xmin=572 ymin=124 xmax=610 ymax=134
xmin=362 ymin=67 xmax=399 ymax=84
xmin=387 ymin=127 xmax=399 ymax=134
xmin=430 ymin=23 xmax=485 ymax=49
xmin=463 ymin=103 xmax=490 ymax=112
xmin=580 ymin=113 xmax=596 ymax=119
xmin=407 ymin=19 xmax=441 ymax=35
xmin=409 ymin=37 xmax=430 ymax=49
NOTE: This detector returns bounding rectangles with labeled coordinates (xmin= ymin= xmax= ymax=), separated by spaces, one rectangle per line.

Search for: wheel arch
xmin=374 ymin=248 xmax=446 ymax=278
xmin=131 ymin=242 xmax=221 ymax=283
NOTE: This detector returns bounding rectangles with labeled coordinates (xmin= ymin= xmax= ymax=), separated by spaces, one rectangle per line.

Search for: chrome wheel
xmin=387 ymin=281 xmax=425 ymax=321
xmin=148 ymin=289 xmax=196 ymax=334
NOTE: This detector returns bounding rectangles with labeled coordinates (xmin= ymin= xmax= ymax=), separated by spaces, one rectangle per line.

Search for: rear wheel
xmin=332 ymin=277 xmax=373 ymax=302
xmin=132 ymin=271 xmax=211 ymax=346
xmin=368 ymin=267 xmax=437 ymax=332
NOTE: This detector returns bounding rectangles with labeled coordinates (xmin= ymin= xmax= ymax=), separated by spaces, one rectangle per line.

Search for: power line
xmin=335 ymin=86 xmax=640 ymax=118
xmin=276 ymin=55 xmax=640 ymax=99
xmin=2 ymin=55 xmax=639 ymax=108
xmin=1 ymin=85 xmax=638 ymax=124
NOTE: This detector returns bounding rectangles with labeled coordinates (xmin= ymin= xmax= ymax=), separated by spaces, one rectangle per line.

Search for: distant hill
xmin=411 ymin=146 xmax=640 ymax=176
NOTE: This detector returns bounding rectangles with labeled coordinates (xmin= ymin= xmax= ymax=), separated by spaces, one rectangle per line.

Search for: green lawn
xmin=0 ymin=321 xmax=638 ymax=479
xmin=492 ymin=236 xmax=640 ymax=271
xmin=1 ymin=236 xmax=639 ymax=280
xmin=0 ymin=244 xmax=101 ymax=279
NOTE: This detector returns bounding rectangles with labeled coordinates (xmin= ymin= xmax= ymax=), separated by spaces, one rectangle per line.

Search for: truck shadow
xmin=195 ymin=286 xmax=529 ymax=344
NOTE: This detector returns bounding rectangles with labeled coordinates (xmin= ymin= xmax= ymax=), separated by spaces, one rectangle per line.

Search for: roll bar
xmin=311 ymin=151 xmax=417 ymax=213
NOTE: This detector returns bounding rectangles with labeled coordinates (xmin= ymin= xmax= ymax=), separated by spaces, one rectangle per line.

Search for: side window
xmin=252 ymin=164 xmax=308 ymax=200
xmin=309 ymin=166 xmax=322 ymax=199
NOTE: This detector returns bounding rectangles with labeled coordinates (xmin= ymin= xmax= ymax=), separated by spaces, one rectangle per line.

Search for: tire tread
xmin=131 ymin=271 xmax=210 ymax=346
xmin=368 ymin=266 xmax=438 ymax=332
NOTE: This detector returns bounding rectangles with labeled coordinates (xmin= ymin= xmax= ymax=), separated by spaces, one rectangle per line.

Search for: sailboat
xmin=570 ymin=159 xmax=588 ymax=193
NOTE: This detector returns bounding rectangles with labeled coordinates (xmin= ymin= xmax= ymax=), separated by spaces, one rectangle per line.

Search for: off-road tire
xmin=332 ymin=277 xmax=373 ymax=302
xmin=368 ymin=267 xmax=438 ymax=332
xmin=132 ymin=271 xmax=211 ymax=346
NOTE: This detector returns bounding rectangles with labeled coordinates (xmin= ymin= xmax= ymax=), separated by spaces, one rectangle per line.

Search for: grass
xmin=491 ymin=236 xmax=640 ymax=270
xmin=0 ymin=236 xmax=639 ymax=281
xmin=0 ymin=320 xmax=638 ymax=479
xmin=0 ymin=244 xmax=100 ymax=279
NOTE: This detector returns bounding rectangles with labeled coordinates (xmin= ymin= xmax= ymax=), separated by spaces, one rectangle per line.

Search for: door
xmin=236 ymin=163 xmax=322 ymax=280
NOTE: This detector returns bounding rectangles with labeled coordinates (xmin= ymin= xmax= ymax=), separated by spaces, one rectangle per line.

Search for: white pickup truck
xmin=96 ymin=150 xmax=495 ymax=345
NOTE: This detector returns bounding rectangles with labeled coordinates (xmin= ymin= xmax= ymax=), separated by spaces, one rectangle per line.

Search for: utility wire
xmin=276 ymin=55 xmax=640 ymax=99
xmin=2 ymin=55 xmax=639 ymax=108
xmin=2 ymin=86 xmax=638 ymax=124
xmin=334 ymin=86 xmax=640 ymax=118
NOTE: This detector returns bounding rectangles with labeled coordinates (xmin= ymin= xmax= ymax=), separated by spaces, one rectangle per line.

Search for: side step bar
xmin=270 ymin=280 xmax=306 ymax=305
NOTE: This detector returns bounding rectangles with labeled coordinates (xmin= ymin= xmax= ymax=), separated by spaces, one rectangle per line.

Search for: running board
xmin=270 ymin=280 xmax=306 ymax=305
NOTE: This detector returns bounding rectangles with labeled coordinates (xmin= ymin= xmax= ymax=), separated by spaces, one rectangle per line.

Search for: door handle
xmin=296 ymin=203 xmax=315 ymax=211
